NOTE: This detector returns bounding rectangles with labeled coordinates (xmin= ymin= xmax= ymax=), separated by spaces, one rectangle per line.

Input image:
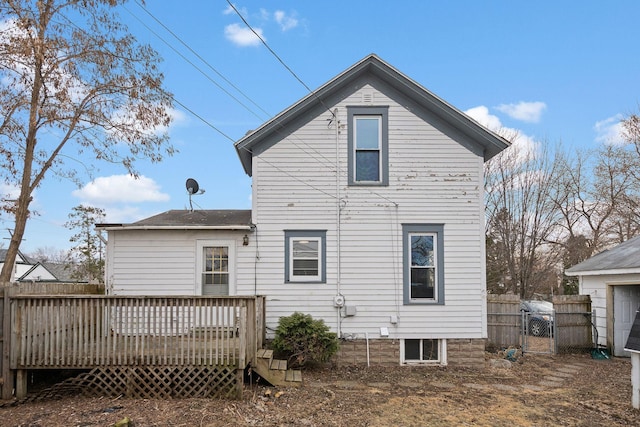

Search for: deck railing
xmin=10 ymin=295 xmax=265 ymax=370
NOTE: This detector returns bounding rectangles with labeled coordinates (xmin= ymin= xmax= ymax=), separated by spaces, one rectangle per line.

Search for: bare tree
xmin=28 ymin=246 xmax=70 ymax=264
xmin=485 ymin=140 xmax=561 ymax=298
xmin=0 ymin=1 xmax=175 ymax=282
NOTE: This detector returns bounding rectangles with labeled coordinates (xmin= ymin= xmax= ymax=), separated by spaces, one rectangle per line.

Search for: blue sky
xmin=3 ymin=1 xmax=640 ymax=254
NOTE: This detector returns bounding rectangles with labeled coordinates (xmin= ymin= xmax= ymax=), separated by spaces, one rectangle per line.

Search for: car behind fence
xmin=487 ymin=294 xmax=593 ymax=355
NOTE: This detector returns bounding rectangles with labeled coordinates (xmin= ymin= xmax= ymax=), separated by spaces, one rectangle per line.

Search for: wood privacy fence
xmin=487 ymin=294 xmax=593 ymax=354
xmin=0 ymin=283 xmax=265 ymax=399
xmin=486 ymin=294 xmax=521 ymax=351
xmin=552 ymin=295 xmax=593 ymax=354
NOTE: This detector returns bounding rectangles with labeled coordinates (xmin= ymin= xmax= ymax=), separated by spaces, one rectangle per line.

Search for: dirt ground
xmin=1 ymin=352 xmax=638 ymax=426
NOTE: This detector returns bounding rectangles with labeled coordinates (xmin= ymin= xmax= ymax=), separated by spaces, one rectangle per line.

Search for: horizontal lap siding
xmin=246 ymin=85 xmax=486 ymax=339
xmin=108 ymin=230 xmax=250 ymax=296
xmin=579 ymin=273 xmax=640 ymax=348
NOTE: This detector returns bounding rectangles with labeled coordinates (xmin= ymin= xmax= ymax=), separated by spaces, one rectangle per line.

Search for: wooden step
xmin=252 ymin=350 xmax=302 ymax=387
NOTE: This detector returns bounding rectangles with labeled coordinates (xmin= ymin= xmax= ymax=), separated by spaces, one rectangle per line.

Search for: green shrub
xmin=271 ymin=312 xmax=339 ymax=368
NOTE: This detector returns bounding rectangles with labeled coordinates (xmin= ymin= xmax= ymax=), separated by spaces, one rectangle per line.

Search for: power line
xmin=132 ymin=0 xmax=271 ymax=120
xmin=123 ymin=4 xmax=266 ymax=122
xmin=225 ymin=0 xmax=335 ymax=119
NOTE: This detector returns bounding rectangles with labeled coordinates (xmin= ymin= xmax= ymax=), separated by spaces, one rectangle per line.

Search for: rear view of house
xmin=100 ymin=54 xmax=509 ymax=368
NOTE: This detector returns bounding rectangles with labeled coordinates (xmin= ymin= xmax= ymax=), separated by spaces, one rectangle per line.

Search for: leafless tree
xmin=0 ymin=1 xmax=175 ymax=282
xmin=28 ymin=246 xmax=70 ymax=264
xmin=485 ymin=139 xmax=561 ymax=298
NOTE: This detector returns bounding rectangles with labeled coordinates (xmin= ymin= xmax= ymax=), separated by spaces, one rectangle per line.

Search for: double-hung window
xmin=347 ymin=106 xmax=388 ymax=186
xmin=403 ymin=224 xmax=444 ymax=304
xmin=285 ymin=230 xmax=326 ymax=283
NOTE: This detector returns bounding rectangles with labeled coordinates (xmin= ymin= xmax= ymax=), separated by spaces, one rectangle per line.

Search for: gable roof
xmin=97 ymin=210 xmax=253 ymax=231
xmin=0 ymin=248 xmax=31 ymax=264
xmin=235 ymin=54 xmax=510 ymax=176
xmin=565 ymin=235 xmax=640 ymax=276
xmin=18 ymin=262 xmax=59 ymax=282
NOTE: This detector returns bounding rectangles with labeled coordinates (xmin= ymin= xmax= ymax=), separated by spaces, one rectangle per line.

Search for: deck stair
xmin=252 ymin=349 xmax=302 ymax=387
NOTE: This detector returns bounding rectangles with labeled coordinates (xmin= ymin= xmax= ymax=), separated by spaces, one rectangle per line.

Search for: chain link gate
xmin=521 ymin=309 xmax=556 ymax=354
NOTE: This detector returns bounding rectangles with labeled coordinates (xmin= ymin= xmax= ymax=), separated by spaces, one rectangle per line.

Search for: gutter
xmin=96 ymin=225 xmax=254 ymax=231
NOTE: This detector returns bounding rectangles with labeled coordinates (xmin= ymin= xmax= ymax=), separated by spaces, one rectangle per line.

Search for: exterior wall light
xmin=243 ymin=234 xmax=249 ymax=246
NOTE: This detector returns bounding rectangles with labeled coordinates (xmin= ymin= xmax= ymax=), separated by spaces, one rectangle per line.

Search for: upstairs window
xmin=348 ymin=106 xmax=388 ymax=186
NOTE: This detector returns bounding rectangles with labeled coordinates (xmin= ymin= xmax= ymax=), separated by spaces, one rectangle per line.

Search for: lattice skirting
xmin=73 ymin=366 xmax=241 ymax=399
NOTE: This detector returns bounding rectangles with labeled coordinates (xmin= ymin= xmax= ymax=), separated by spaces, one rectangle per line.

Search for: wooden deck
xmin=1 ymin=285 xmax=265 ymax=399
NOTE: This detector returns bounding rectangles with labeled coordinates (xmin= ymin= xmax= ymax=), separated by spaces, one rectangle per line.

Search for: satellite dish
xmin=185 ymin=178 xmax=205 ymax=211
xmin=186 ymin=178 xmax=199 ymax=195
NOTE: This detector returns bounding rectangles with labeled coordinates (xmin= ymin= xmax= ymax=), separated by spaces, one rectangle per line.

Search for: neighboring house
xmin=566 ymin=235 xmax=640 ymax=357
xmin=0 ymin=248 xmax=75 ymax=282
xmin=98 ymin=54 xmax=509 ymax=367
xmin=0 ymin=249 xmax=54 ymax=282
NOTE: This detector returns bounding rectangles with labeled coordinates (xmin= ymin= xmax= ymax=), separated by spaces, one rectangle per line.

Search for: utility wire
xmin=133 ymin=0 xmax=271 ymax=120
xmin=126 ymin=3 xmax=345 ymax=173
xmin=225 ymin=0 xmax=335 ymax=119
xmin=123 ymin=4 xmax=265 ymax=122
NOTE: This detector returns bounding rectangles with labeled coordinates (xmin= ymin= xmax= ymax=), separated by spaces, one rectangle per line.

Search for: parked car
xmin=520 ymin=300 xmax=554 ymax=337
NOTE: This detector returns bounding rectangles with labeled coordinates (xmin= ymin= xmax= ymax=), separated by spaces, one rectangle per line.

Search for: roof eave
xmin=565 ymin=267 xmax=640 ymax=277
xmin=234 ymin=54 xmax=509 ymax=175
xmin=99 ymin=225 xmax=254 ymax=231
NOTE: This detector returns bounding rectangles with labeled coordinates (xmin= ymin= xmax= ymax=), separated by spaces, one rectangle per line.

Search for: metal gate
xmin=521 ymin=309 xmax=556 ymax=354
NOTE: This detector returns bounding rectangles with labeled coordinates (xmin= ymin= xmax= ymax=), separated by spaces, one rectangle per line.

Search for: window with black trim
xmin=403 ymin=224 xmax=444 ymax=304
xmin=347 ymin=106 xmax=388 ymax=186
xmin=285 ymin=230 xmax=326 ymax=283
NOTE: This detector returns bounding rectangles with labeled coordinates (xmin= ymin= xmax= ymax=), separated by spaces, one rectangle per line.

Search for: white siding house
xmin=99 ymin=55 xmax=509 ymax=367
xmin=566 ymin=235 xmax=640 ymax=357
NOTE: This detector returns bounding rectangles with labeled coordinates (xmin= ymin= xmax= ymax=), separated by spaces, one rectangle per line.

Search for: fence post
xmin=1 ymin=284 xmax=13 ymax=399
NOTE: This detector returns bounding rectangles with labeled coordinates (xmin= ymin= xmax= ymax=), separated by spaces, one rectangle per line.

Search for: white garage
xmin=566 ymin=236 xmax=640 ymax=357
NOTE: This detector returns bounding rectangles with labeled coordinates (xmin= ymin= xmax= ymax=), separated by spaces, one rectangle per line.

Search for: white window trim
xmin=402 ymin=224 xmax=445 ymax=305
xmin=409 ymin=231 xmax=438 ymax=302
xmin=347 ymin=106 xmax=389 ymax=187
xmin=353 ymin=115 xmax=383 ymax=183
xmin=288 ymin=236 xmax=322 ymax=282
xmin=400 ymin=339 xmax=447 ymax=366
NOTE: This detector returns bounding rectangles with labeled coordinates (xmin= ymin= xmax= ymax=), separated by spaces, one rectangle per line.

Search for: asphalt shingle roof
xmin=129 ymin=209 xmax=252 ymax=228
xmin=566 ymin=235 xmax=640 ymax=274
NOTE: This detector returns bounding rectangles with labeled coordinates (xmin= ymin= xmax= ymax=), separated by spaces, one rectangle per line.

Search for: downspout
xmin=334 ymin=108 xmax=343 ymax=338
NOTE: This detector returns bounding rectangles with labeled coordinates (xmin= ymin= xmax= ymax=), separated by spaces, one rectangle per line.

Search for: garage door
xmin=613 ymin=285 xmax=640 ymax=357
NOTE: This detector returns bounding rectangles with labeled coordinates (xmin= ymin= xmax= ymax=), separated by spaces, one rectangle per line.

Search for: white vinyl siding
xmin=105 ymin=231 xmax=243 ymax=296
xmin=579 ymin=273 xmax=640 ymax=349
xmin=249 ymin=84 xmax=487 ymax=340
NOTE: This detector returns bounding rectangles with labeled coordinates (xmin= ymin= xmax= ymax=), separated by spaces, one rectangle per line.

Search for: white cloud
xmin=465 ymin=105 xmax=538 ymax=160
xmin=72 ymin=175 xmax=170 ymax=204
xmin=0 ymin=182 xmax=20 ymax=201
xmin=465 ymin=106 xmax=502 ymax=130
xmin=594 ymin=114 xmax=625 ymax=145
xmin=224 ymin=23 xmax=263 ymax=47
xmin=495 ymin=101 xmax=547 ymax=123
xmin=100 ymin=206 xmax=155 ymax=224
xmin=274 ymin=10 xmax=298 ymax=31
xmin=222 ymin=4 xmax=247 ymax=16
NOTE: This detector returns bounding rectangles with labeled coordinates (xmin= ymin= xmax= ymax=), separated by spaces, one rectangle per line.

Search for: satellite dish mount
xmin=186 ymin=178 xmax=205 ymax=211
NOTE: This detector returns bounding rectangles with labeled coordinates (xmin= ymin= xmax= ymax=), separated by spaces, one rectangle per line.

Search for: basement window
xmin=402 ymin=339 xmax=441 ymax=364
